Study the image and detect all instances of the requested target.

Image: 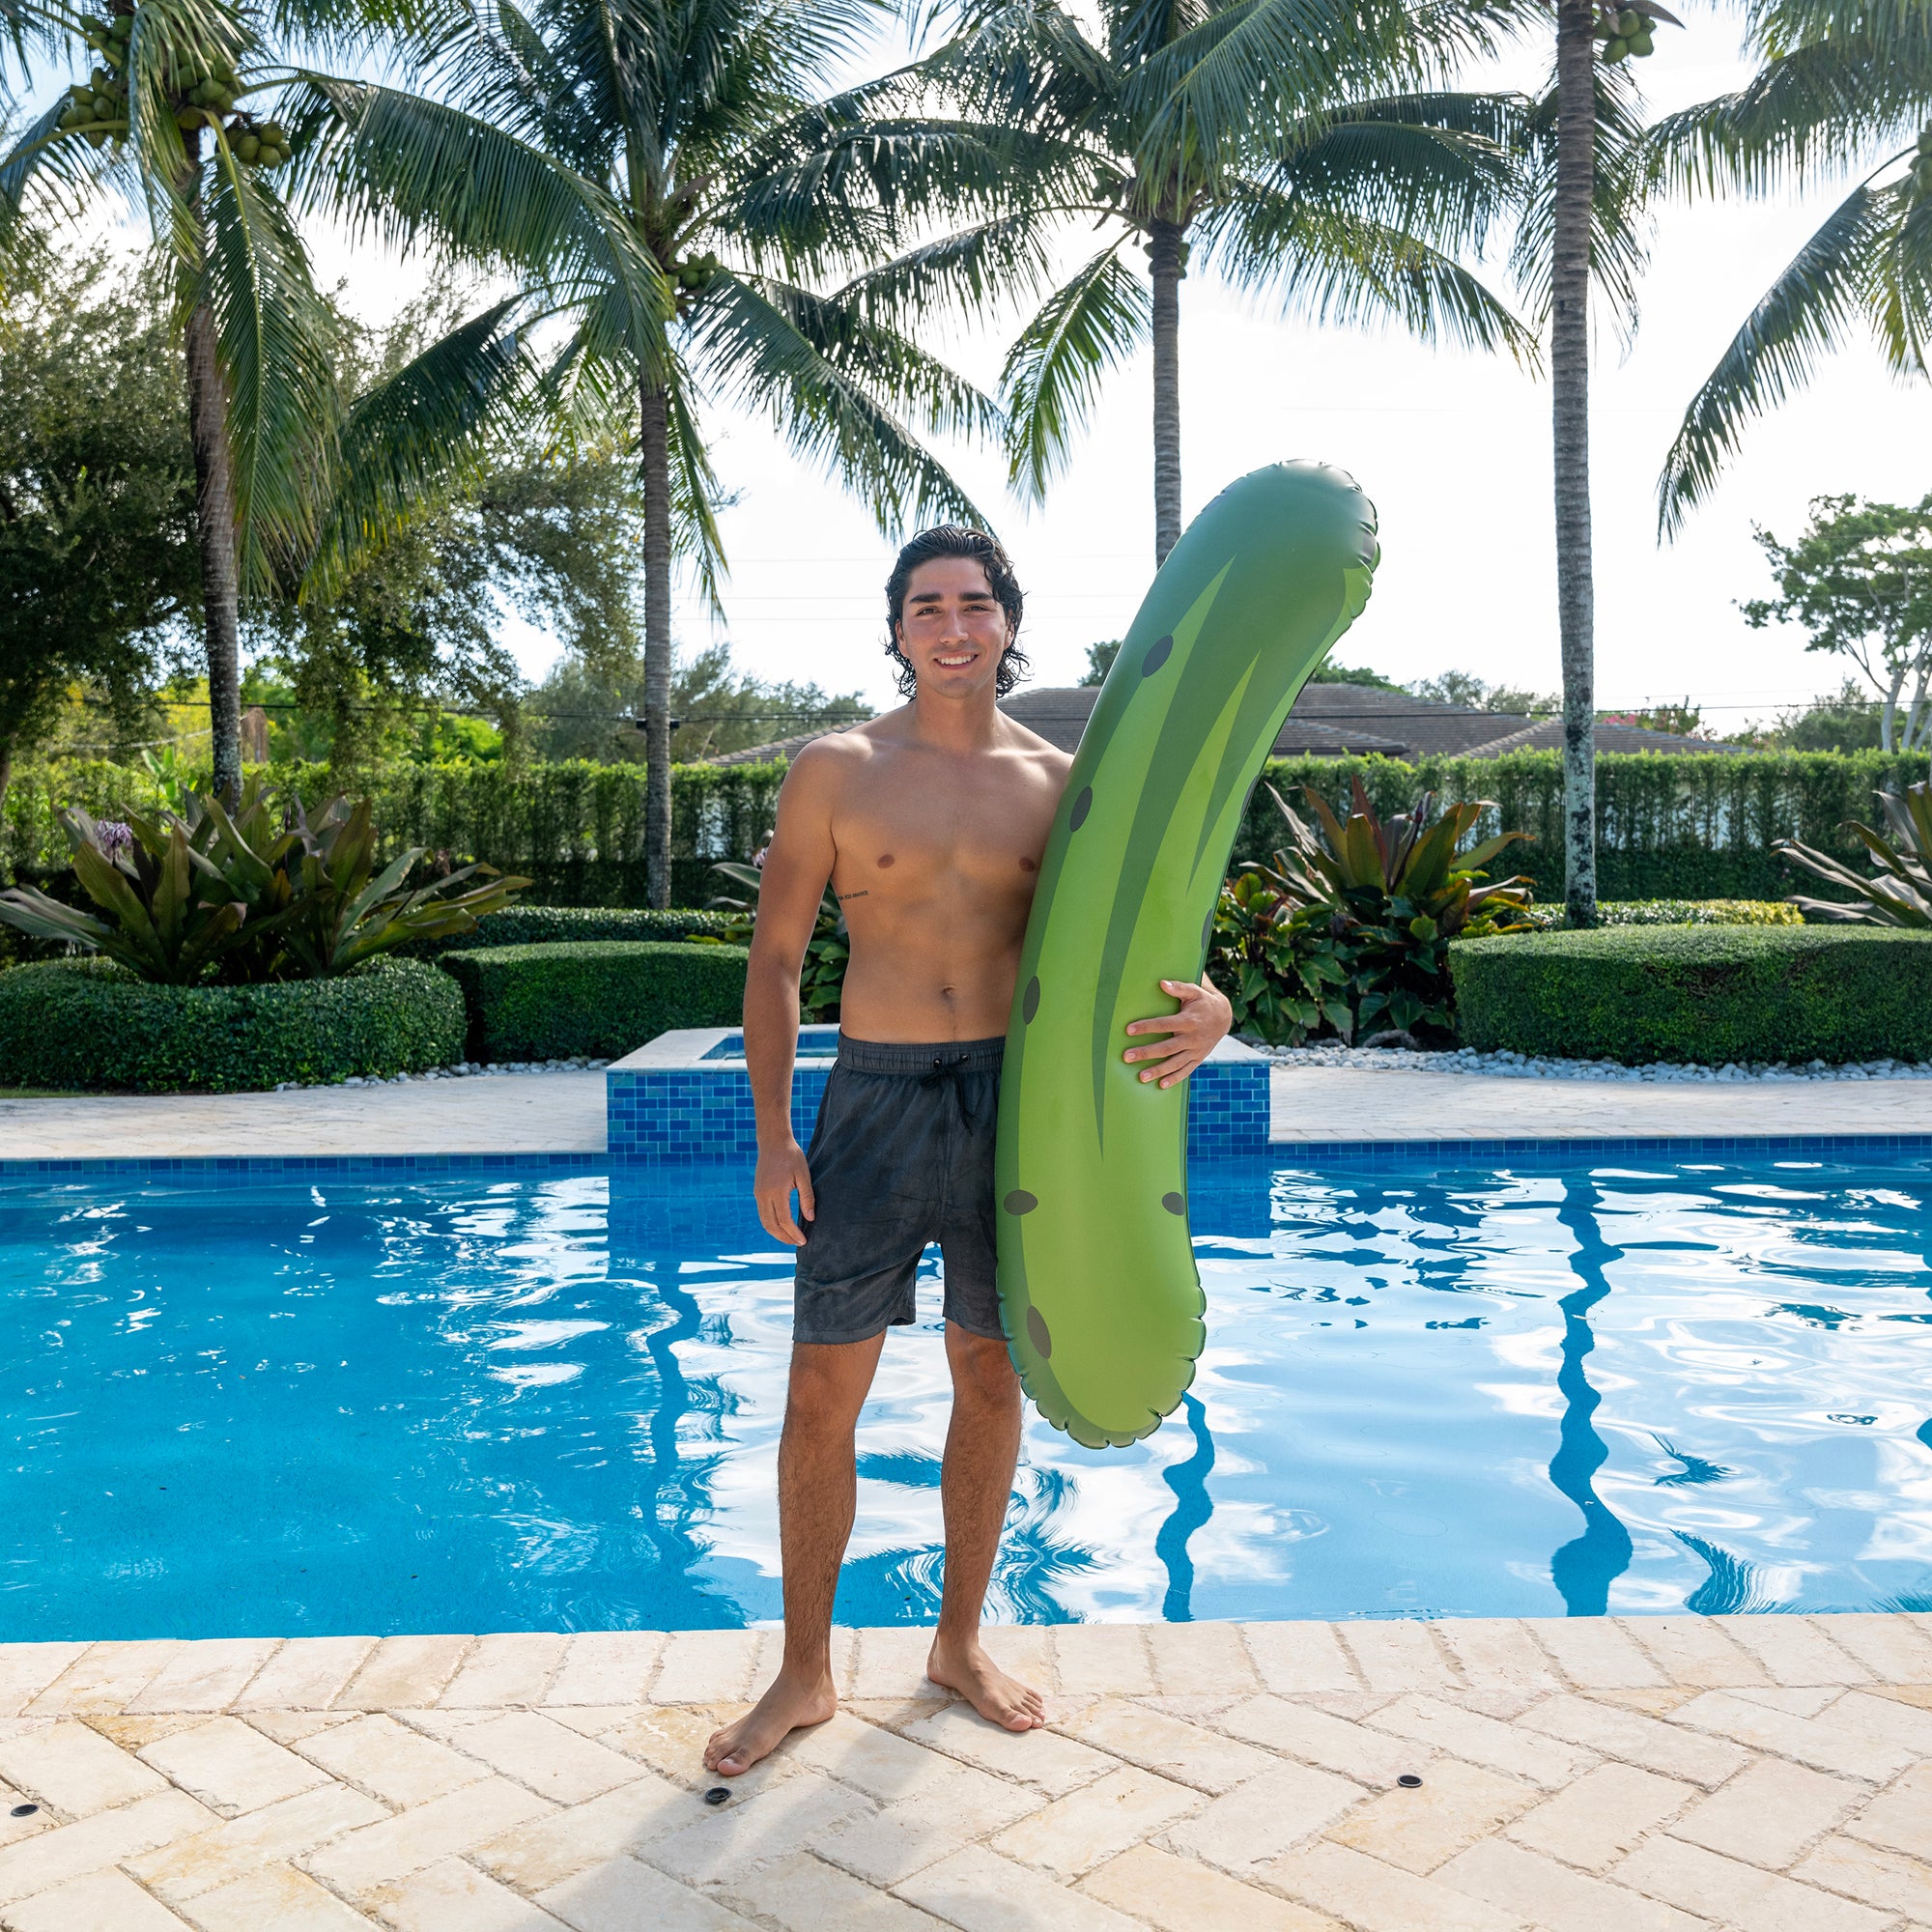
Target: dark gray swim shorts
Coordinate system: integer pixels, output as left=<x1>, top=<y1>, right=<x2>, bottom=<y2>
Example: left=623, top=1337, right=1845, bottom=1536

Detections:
left=793, top=1034, right=1006, bottom=1346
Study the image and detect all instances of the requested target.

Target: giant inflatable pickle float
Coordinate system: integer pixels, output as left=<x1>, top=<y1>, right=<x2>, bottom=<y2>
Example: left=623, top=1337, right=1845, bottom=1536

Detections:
left=994, top=461, right=1379, bottom=1448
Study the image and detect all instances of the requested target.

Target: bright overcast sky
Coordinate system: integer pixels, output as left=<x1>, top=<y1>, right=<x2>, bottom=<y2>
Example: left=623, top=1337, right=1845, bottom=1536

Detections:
left=57, top=10, right=1932, bottom=733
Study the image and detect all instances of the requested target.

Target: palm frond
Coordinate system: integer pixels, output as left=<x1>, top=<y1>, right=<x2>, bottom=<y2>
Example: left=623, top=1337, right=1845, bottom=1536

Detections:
left=1127, top=0, right=1425, bottom=162
left=304, top=294, right=533, bottom=599
left=687, top=267, right=995, bottom=534
left=1646, top=37, right=1932, bottom=198
left=1199, top=188, right=1536, bottom=362
left=1246, top=96, right=1527, bottom=258
left=289, top=72, right=671, bottom=375
left=1656, top=178, right=1888, bottom=536
left=831, top=209, right=1065, bottom=327
left=998, top=239, right=1147, bottom=501
left=1872, top=175, right=1932, bottom=374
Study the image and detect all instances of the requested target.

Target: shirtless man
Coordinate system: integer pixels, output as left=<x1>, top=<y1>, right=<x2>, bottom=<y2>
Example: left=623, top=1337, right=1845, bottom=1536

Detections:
left=704, top=526, right=1232, bottom=1776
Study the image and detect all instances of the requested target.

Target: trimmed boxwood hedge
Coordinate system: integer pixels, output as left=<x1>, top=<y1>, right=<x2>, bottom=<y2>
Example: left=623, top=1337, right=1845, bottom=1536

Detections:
left=403, top=905, right=732, bottom=958
left=437, top=939, right=749, bottom=1061
left=0, top=955, right=465, bottom=1093
left=1450, top=925, right=1932, bottom=1065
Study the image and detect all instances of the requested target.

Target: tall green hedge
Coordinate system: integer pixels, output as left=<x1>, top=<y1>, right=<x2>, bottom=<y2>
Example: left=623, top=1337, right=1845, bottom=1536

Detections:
left=11, top=747, right=1925, bottom=908
left=1449, top=926, right=1932, bottom=1065
left=0, top=956, right=465, bottom=1092
left=438, top=940, right=749, bottom=1061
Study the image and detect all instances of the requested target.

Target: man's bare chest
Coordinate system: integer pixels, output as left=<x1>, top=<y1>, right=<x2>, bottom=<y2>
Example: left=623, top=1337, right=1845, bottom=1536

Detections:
left=829, top=761, right=1060, bottom=901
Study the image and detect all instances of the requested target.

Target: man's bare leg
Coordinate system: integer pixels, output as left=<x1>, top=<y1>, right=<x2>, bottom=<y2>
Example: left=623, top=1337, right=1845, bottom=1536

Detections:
left=705, top=1332, right=885, bottom=1775
left=925, top=1323, right=1046, bottom=1731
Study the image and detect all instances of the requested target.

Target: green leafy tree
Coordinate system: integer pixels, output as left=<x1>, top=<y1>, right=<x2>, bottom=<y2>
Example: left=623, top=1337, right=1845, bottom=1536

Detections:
left=882, top=0, right=1531, bottom=564
left=1743, top=494, right=1932, bottom=754
left=1652, top=2, right=1932, bottom=531
left=301, top=0, right=998, bottom=903
left=0, top=244, right=200, bottom=812
left=1077, top=640, right=1120, bottom=686
left=1, top=0, right=542, bottom=799
left=530, top=642, right=867, bottom=764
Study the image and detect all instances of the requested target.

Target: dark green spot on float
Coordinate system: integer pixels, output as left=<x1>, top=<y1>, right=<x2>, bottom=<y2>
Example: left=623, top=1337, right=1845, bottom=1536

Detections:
left=1162, top=1192, right=1185, bottom=1215
left=1068, top=786, right=1093, bottom=831
left=1201, top=909, right=1214, bottom=952
left=1004, top=1189, right=1037, bottom=1215
left=1142, top=634, right=1174, bottom=675
left=1022, top=976, right=1040, bottom=1022
left=1026, top=1306, right=1052, bottom=1357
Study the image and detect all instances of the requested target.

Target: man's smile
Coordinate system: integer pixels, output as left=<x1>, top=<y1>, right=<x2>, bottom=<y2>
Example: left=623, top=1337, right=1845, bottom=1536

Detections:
left=933, top=652, right=978, bottom=667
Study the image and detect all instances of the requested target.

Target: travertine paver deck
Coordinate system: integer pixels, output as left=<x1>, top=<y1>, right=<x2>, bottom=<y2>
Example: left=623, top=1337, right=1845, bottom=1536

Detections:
left=7, top=1065, right=1932, bottom=1160
left=0, top=1616, right=1929, bottom=1930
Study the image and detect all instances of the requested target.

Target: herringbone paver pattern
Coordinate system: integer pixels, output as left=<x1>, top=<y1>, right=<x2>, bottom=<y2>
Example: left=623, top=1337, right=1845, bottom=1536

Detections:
left=0, top=1615, right=1927, bottom=1930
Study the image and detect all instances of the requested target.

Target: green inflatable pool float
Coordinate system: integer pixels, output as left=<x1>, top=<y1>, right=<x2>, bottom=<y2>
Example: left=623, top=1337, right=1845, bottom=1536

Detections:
left=995, top=461, right=1379, bottom=1448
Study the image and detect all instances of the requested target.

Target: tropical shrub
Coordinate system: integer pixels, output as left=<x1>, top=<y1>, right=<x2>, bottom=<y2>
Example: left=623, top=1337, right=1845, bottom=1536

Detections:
left=1776, top=781, right=1932, bottom=927
left=1229, top=781, right=1533, bottom=1043
left=704, top=860, right=846, bottom=1022
left=1450, top=926, right=1932, bottom=1064
left=0, top=783, right=526, bottom=982
left=1208, top=871, right=1352, bottom=1046
left=437, top=941, right=750, bottom=1062
left=0, top=956, right=464, bottom=1093
left=1517, top=897, right=1804, bottom=930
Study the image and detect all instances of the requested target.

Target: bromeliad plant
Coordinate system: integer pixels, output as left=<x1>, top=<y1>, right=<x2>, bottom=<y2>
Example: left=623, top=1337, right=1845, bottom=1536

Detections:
left=0, top=781, right=527, bottom=982
left=1775, top=781, right=1932, bottom=926
left=704, top=860, right=846, bottom=1022
left=1244, top=779, right=1534, bottom=1043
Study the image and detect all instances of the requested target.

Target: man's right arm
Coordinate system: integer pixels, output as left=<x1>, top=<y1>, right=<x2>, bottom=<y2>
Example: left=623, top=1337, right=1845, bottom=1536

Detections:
left=744, top=747, right=839, bottom=1246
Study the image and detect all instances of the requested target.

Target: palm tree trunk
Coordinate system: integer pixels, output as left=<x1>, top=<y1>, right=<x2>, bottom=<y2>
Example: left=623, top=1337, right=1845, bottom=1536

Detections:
left=1149, top=219, right=1184, bottom=566
left=185, top=301, right=244, bottom=804
left=639, top=378, right=674, bottom=909
left=180, top=134, right=243, bottom=806
left=1553, top=0, right=1597, bottom=923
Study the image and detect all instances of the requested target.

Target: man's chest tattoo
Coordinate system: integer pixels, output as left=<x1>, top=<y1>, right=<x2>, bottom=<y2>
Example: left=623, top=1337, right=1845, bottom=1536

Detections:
left=836, top=889, right=869, bottom=902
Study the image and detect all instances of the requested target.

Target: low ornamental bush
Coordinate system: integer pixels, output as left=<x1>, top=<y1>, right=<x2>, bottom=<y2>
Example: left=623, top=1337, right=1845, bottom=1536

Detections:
left=1449, top=926, right=1932, bottom=1064
left=403, top=905, right=732, bottom=957
left=1517, top=898, right=1804, bottom=931
left=437, top=940, right=749, bottom=1061
left=0, top=956, right=464, bottom=1093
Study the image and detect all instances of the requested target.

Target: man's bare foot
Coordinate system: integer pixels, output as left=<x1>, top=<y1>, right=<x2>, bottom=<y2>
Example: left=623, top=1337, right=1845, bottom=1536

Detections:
left=926, top=1634, right=1047, bottom=1732
left=703, top=1665, right=837, bottom=1776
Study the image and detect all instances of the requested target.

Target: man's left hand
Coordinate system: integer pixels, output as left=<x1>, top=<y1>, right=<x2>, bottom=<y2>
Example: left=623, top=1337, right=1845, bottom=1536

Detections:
left=1123, top=979, right=1235, bottom=1089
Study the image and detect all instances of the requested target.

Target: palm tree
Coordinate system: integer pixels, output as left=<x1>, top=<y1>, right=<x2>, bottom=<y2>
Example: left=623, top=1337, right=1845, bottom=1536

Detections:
left=0, top=0, right=531, bottom=799
left=1513, top=44, right=1662, bottom=922
left=864, top=0, right=1532, bottom=566
left=298, top=0, right=999, bottom=906
left=1652, top=6, right=1932, bottom=536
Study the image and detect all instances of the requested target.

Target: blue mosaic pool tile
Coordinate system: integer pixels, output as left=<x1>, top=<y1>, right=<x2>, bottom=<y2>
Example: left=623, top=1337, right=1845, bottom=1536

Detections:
left=610, top=1055, right=1272, bottom=1162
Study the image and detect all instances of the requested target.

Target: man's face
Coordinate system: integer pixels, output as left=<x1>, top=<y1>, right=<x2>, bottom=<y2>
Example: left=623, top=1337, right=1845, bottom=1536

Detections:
left=896, top=557, right=1011, bottom=696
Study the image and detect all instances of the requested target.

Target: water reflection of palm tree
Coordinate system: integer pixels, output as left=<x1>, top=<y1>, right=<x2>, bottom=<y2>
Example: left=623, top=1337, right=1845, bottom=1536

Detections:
left=608, top=1185, right=751, bottom=1629
left=1549, top=1182, right=1634, bottom=1615
left=1155, top=1394, right=1216, bottom=1623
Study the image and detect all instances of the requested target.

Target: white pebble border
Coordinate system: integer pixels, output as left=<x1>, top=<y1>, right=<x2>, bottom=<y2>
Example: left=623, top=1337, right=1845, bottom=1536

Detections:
left=1263, top=1040, right=1932, bottom=1083
left=272, top=1057, right=611, bottom=1093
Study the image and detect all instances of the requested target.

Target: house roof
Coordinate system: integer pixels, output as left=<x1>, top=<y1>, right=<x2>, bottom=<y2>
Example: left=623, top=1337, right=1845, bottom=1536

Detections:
left=701, top=683, right=1741, bottom=766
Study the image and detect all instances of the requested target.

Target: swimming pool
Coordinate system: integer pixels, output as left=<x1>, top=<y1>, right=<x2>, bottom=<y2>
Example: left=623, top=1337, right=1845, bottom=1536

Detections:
left=4, top=1155, right=1928, bottom=1640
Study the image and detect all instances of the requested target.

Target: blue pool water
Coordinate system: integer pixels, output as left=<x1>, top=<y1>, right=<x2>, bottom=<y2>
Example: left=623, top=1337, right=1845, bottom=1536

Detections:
left=4, top=1156, right=1930, bottom=1640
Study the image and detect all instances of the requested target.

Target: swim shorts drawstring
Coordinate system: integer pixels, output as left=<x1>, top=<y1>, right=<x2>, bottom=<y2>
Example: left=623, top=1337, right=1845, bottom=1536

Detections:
left=919, top=1052, right=982, bottom=1127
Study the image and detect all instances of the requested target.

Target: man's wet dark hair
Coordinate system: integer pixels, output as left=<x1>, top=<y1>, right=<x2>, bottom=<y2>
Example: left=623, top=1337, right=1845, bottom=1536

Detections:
left=885, top=526, right=1031, bottom=698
